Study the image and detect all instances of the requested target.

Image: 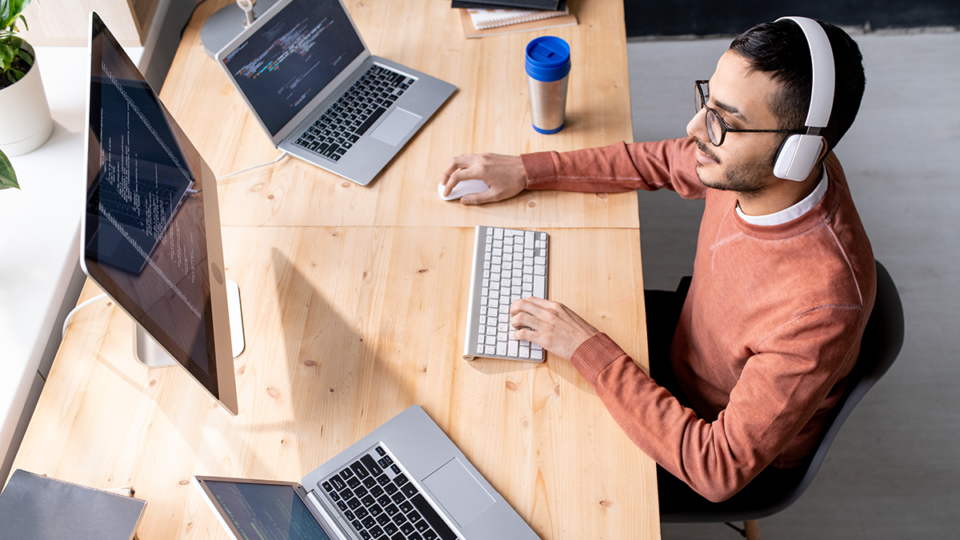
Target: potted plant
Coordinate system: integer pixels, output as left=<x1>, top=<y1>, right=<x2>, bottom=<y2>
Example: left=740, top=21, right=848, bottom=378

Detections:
left=0, top=0, right=52, bottom=163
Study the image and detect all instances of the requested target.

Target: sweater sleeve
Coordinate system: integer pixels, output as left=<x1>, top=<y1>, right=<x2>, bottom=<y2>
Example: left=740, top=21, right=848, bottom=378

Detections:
left=520, top=137, right=707, bottom=200
left=571, top=305, right=864, bottom=502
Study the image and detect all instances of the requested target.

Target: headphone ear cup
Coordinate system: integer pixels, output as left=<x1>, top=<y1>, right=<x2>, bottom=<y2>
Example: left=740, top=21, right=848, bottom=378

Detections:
left=773, top=134, right=824, bottom=181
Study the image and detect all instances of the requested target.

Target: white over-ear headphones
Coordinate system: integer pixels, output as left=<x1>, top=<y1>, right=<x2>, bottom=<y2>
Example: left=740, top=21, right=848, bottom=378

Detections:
left=772, top=17, right=835, bottom=181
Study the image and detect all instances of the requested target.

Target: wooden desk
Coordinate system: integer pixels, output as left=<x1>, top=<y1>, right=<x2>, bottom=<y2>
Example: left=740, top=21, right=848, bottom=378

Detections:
left=13, top=227, right=657, bottom=539
left=161, top=0, right=637, bottom=229
left=11, top=1, right=660, bottom=539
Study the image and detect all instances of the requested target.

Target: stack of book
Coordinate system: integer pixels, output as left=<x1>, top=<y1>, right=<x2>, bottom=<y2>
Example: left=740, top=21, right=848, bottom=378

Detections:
left=455, top=0, right=578, bottom=38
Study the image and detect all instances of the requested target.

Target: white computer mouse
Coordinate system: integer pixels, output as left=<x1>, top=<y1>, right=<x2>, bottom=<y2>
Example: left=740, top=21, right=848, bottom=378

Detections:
left=438, top=179, right=490, bottom=201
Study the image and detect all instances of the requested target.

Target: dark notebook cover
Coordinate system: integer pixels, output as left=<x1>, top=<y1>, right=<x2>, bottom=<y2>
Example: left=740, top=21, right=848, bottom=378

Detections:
left=452, top=0, right=560, bottom=10
left=0, top=470, right=147, bottom=540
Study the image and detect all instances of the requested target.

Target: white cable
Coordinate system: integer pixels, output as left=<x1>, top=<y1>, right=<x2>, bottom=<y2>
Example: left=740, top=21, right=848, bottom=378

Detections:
left=62, top=293, right=109, bottom=338
left=218, top=151, right=289, bottom=180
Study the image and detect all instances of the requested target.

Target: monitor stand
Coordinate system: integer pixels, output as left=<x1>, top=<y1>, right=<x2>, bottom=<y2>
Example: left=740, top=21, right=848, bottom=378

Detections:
left=200, top=0, right=280, bottom=58
left=133, top=280, right=246, bottom=368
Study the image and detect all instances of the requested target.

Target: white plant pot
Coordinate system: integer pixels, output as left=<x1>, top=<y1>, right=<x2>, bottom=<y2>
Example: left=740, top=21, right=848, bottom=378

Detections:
left=0, top=43, right=54, bottom=157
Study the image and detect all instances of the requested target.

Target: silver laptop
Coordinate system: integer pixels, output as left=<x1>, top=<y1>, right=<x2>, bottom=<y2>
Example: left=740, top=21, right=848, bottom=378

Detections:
left=195, top=405, right=540, bottom=540
left=214, top=0, right=456, bottom=186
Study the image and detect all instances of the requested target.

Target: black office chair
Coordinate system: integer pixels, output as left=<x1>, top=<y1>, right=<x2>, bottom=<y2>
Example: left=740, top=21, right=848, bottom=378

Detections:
left=661, top=261, right=905, bottom=539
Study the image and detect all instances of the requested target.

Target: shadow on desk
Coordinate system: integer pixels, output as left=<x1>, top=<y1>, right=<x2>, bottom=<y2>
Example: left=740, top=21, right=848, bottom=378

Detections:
left=270, top=248, right=415, bottom=476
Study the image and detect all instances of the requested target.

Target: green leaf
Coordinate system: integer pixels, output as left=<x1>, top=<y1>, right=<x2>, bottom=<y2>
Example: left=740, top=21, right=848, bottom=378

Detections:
left=0, top=149, right=20, bottom=190
left=18, top=14, right=27, bottom=32
left=0, top=42, right=13, bottom=71
left=17, top=45, right=31, bottom=65
left=10, top=66, right=21, bottom=79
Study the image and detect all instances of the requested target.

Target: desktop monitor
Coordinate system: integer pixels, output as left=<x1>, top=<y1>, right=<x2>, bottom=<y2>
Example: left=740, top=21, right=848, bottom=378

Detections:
left=81, top=12, right=243, bottom=415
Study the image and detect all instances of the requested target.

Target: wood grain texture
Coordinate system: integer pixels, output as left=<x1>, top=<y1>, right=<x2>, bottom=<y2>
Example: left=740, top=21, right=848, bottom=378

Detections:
left=18, top=0, right=157, bottom=46
left=160, top=0, right=638, bottom=229
left=12, top=227, right=659, bottom=539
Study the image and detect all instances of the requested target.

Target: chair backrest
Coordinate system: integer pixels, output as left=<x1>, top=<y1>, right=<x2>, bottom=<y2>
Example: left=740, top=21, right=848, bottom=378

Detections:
left=772, top=260, right=905, bottom=514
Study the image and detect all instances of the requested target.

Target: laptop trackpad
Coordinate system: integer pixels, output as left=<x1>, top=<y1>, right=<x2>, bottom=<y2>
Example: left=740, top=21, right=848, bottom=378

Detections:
left=370, top=108, right=422, bottom=146
left=423, top=458, right=495, bottom=527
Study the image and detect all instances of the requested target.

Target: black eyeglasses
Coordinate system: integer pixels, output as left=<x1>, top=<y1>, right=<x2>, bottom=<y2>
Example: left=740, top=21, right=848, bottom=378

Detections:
left=695, top=80, right=804, bottom=146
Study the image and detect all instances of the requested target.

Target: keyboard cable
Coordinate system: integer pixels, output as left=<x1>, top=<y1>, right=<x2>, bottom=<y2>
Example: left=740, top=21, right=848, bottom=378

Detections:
left=187, top=151, right=290, bottom=193
left=62, top=293, right=108, bottom=338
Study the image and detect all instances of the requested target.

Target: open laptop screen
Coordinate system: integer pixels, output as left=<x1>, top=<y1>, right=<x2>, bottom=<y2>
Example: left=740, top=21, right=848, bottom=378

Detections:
left=220, top=0, right=366, bottom=136
left=203, top=480, right=332, bottom=540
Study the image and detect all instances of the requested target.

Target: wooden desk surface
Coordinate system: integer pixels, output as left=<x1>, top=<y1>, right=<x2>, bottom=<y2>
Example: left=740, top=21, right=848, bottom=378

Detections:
left=161, top=0, right=638, bottom=229
left=12, top=227, right=658, bottom=539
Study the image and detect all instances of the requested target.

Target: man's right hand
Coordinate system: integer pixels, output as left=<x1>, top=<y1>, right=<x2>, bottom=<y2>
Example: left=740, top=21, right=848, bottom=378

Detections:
left=440, top=153, right=527, bottom=205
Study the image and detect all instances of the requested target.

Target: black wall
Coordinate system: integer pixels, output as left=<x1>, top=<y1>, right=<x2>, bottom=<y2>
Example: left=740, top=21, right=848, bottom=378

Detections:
left=624, top=0, right=960, bottom=38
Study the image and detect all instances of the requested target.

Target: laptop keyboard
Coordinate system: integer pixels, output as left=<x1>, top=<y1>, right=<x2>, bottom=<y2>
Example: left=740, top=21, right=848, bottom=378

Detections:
left=320, top=445, right=456, bottom=540
left=294, top=65, right=416, bottom=162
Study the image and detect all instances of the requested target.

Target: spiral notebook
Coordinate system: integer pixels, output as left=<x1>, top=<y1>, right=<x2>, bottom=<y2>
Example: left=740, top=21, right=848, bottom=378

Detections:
left=468, top=6, right=570, bottom=30
left=459, top=6, right=577, bottom=38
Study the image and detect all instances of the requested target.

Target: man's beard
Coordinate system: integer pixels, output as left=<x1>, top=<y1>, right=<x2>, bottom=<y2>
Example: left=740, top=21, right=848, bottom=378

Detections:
left=694, top=140, right=773, bottom=199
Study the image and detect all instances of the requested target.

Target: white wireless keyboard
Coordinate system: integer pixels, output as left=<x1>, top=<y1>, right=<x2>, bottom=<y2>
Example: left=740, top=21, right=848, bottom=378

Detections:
left=462, top=226, right=549, bottom=362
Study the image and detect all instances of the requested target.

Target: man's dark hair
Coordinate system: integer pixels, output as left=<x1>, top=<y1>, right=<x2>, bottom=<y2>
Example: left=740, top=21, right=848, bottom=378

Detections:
left=729, top=19, right=865, bottom=153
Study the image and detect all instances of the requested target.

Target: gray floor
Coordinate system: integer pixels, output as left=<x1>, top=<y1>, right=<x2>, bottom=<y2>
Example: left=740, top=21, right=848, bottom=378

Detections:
left=627, top=31, right=960, bottom=539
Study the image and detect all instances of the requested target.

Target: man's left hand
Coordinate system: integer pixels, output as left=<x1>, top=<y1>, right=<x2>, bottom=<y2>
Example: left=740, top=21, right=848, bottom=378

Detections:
left=510, top=297, right=600, bottom=360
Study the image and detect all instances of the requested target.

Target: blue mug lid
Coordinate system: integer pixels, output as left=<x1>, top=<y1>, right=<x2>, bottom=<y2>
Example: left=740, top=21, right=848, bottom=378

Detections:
left=525, top=36, right=571, bottom=82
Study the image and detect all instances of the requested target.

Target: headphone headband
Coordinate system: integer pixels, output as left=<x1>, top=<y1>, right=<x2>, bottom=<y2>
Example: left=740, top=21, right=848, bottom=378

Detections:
left=776, top=17, right=835, bottom=129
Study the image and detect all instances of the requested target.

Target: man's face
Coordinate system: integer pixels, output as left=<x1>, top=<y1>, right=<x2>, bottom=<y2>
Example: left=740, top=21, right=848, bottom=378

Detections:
left=686, top=51, right=786, bottom=196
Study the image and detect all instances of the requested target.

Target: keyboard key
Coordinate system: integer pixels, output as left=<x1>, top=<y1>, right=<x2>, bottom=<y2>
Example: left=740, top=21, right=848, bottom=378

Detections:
left=392, top=512, right=407, bottom=524
left=362, top=516, right=376, bottom=528
left=410, top=494, right=456, bottom=540
left=362, top=455, right=384, bottom=476
left=401, top=503, right=415, bottom=515
left=377, top=494, right=392, bottom=506
left=384, top=483, right=398, bottom=495
left=370, top=504, right=383, bottom=517
left=361, top=495, right=375, bottom=507
left=391, top=464, right=401, bottom=474
left=330, top=491, right=341, bottom=502
left=399, top=521, right=416, bottom=536
left=340, top=488, right=354, bottom=500
left=391, top=492, right=405, bottom=505
left=355, top=485, right=368, bottom=498
left=360, top=530, right=371, bottom=540
left=341, top=468, right=355, bottom=479
left=348, top=498, right=362, bottom=510
left=351, top=519, right=362, bottom=531
left=400, top=483, right=418, bottom=498
left=337, top=500, right=347, bottom=511
left=377, top=474, right=391, bottom=487
left=330, top=476, right=346, bottom=491
left=376, top=514, right=391, bottom=526
left=393, top=474, right=408, bottom=487
left=423, top=531, right=437, bottom=540
left=376, top=446, right=386, bottom=456
left=384, top=504, right=399, bottom=516
left=347, top=477, right=361, bottom=489
left=414, top=520, right=430, bottom=533
left=345, top=509, right=356, bottom=521
left=363, top=477, right=378, bottom=489
left=384, top=523, right=398, bottom=536
left=370, top=525, right=384, bottom=538
left=351, top=462, right=370, bottom=479
left=371, top=485, right=384, bottom=498
left=355, top=507, right=368, bottom=519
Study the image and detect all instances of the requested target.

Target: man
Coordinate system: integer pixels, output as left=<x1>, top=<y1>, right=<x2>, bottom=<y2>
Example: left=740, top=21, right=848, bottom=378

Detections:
left=440, top=19, right=875, bottom=508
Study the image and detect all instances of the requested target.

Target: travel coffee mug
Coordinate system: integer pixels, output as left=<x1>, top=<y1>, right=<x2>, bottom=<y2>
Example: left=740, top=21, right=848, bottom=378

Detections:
left=525, top=36, right=571, bottom=134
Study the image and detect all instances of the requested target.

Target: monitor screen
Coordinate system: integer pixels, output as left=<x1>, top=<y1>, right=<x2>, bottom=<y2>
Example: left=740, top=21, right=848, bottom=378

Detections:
left=203, top=480, right=333, bottom=540
left=220, top=0, right=367, bottom=136
left=84, top=13, right=224, bottom=401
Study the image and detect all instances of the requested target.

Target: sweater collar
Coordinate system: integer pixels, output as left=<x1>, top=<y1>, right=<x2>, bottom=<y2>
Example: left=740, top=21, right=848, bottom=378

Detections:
left=731, top=155, right=843, bottom=240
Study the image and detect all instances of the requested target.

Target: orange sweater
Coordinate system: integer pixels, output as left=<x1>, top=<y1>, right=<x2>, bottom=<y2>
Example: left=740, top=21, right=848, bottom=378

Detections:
left=520, top=138, right=876, bottom=502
